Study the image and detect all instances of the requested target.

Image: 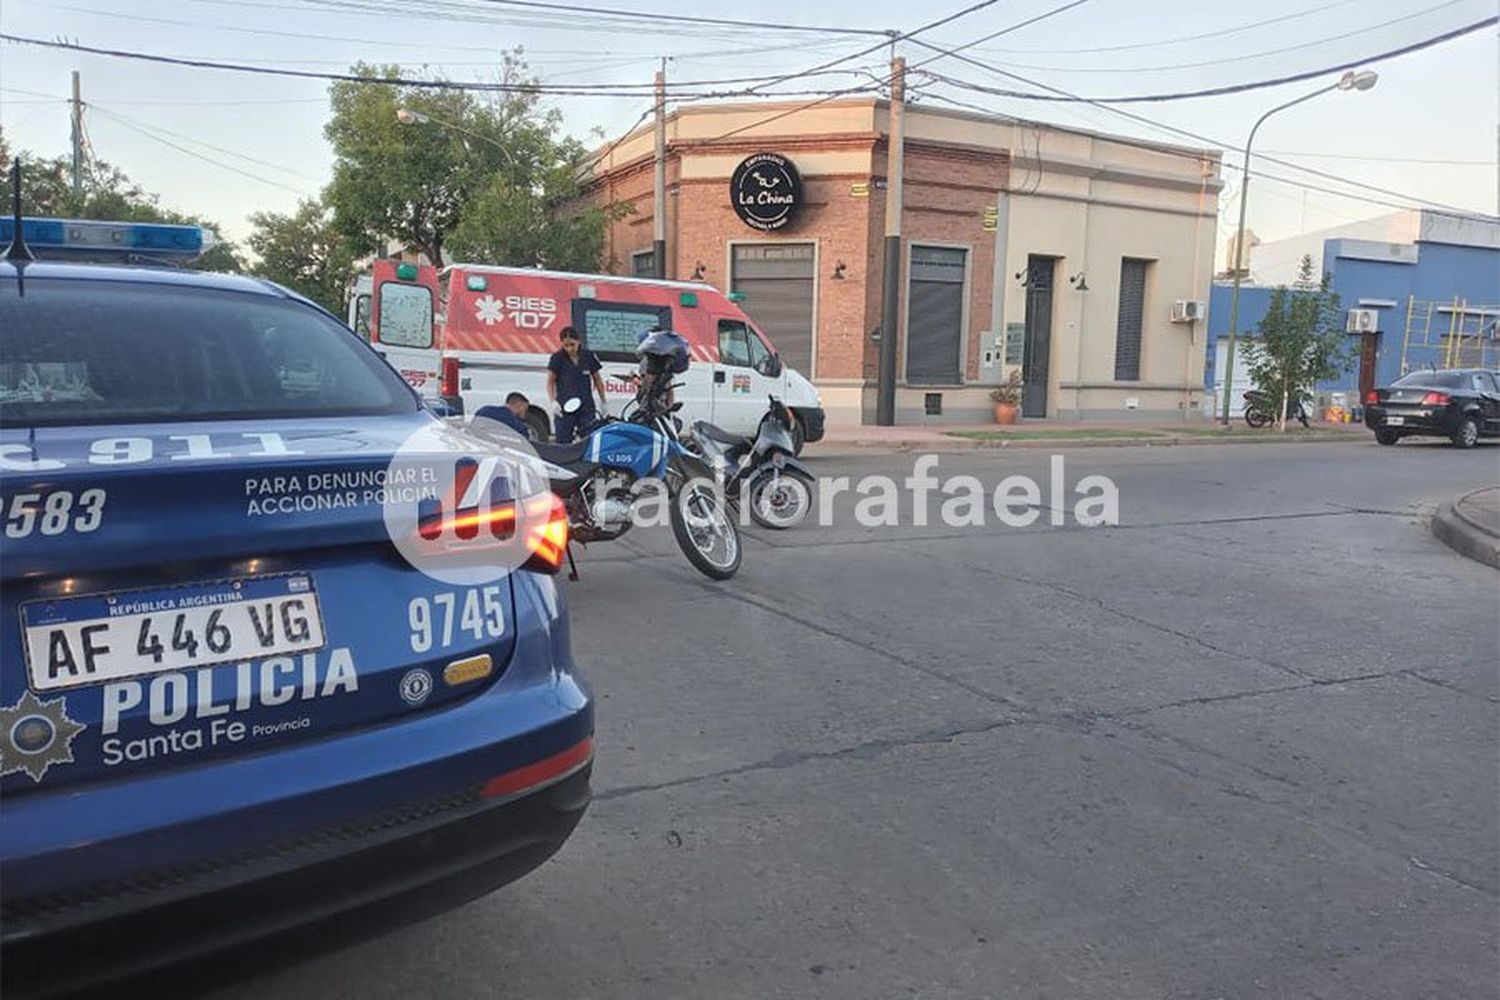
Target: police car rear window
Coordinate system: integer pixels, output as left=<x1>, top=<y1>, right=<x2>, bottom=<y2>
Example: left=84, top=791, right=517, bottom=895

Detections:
left=0, top=279, right=418, bottom=426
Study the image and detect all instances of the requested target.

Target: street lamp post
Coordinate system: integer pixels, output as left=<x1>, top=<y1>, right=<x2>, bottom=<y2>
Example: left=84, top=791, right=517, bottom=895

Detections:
left=395, top=107, right=515, bottom=168
left=1219, top=70, right=1377, bottom=426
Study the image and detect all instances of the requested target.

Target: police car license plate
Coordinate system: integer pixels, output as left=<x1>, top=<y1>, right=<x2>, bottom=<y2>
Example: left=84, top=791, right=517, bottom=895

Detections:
left=21, top=575, right=325, bottom=692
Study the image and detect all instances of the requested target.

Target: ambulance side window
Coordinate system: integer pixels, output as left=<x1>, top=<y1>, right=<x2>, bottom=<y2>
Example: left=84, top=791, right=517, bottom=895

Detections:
left=718, top=320, right=752, bottom=367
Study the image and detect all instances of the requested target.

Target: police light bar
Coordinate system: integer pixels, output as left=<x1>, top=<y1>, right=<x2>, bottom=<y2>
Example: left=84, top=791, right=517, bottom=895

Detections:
left=0, top=217, right=211, bottom=261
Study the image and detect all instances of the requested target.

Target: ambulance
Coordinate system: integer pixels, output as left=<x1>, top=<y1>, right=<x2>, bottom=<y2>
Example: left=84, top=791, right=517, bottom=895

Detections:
left=349, top=261, right=825, bottom=451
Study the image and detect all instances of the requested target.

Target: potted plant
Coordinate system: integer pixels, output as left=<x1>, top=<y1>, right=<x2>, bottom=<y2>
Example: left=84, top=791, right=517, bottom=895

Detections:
left=989, top=371, right=1022, bottom=425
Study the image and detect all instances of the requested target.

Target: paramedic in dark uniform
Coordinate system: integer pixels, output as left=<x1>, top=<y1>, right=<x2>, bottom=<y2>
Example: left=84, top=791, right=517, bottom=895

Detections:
left=547, top=326, right=607, bottom=444
left=475, top=391, right=536, bottom=440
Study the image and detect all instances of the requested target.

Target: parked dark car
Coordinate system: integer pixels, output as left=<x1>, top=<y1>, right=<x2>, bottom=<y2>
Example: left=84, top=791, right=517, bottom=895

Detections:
left=1364, top=368, right=1500, bottom=449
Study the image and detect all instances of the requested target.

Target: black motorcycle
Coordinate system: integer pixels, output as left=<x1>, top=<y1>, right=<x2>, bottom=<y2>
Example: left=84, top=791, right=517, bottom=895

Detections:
left=689, top=396, right=817, bottom=529
left=1243, top=389, right=1311, bottom=429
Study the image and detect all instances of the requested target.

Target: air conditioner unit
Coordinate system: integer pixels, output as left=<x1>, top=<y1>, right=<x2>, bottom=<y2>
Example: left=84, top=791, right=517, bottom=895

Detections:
left=1346, top=308, right=1378, bottom=333
left=1170, top=299, right=1205, bottom=323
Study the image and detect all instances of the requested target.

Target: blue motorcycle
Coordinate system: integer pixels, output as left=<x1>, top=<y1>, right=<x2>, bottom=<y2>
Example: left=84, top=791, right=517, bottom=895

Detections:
left=531, top=336, right=742, bottom=581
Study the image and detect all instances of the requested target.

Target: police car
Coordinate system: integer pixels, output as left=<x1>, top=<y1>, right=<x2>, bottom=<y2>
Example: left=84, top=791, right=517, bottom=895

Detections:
left=0, top=212, right=593, bottom=996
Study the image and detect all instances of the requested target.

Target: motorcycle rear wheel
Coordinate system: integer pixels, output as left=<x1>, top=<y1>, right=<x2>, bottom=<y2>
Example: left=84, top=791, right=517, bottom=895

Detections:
left=747, top=468, right=812, bottom=530
left=1244, top=407, right=1272, bottom=429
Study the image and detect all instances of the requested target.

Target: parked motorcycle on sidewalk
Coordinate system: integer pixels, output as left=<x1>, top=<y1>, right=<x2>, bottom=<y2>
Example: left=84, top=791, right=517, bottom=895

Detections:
left=1243, top=389, right=1311, bottom=429
left=689, top=396, right=817, bottom=529
left=528, top=335, right=742, bottom=581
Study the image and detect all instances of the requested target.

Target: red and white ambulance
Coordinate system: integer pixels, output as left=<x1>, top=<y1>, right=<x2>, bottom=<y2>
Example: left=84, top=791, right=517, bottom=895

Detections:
left=349, top=260, right=825, bottom=450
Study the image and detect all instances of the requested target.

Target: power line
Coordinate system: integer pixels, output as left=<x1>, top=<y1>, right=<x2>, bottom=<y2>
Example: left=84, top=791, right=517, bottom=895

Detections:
left=909, top=43, right=1493, bottom=217
left=1259, top=150, right=1496, bottom=166
left=89, top=105, right=325, bottom=182
left=466, top=0, right=888, bottom=36
left=985, top=0, right=1474, bottom=74
left=53, top=1, right=857, bottom=60
left=912, top=16, right=1498, bottom=103
left=969, top=0, right=1363, bottom=55
left=95, top=114, right=309, bottom=195
left=689, top=0, right=1091, bottom=149
left=913, top=86, right=1435, bottom=216
left=0, top=33, right=884, bottom=99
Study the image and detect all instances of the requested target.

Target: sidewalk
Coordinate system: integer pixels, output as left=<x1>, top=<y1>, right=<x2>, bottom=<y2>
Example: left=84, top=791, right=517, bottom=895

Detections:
left=1432, top=486, right=1500, bottom=570
left=812, top=419, right=1368, bottom=454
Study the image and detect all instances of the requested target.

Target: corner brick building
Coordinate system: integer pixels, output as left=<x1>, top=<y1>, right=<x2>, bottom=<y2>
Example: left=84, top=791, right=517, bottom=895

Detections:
left=583, top=98, right=1224, bottom=425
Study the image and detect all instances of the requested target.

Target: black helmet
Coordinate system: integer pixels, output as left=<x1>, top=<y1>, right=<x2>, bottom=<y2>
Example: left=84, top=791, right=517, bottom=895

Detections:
left=636, top=329, right=691, bottom=374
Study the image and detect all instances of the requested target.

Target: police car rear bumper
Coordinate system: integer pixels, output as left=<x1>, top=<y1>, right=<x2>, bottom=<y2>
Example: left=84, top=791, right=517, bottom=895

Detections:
left=1, top=761, right=590, bottom=998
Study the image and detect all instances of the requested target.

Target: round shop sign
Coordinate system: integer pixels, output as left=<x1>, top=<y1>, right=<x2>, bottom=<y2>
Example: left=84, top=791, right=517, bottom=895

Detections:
left=730, top=152, right=803, bottom=231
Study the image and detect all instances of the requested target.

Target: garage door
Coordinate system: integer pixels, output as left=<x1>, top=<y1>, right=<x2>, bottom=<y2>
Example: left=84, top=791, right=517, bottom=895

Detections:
left=730, top=243, right=815, bottom=376
left=1212, top=340, right=1258, bottom=417
left=906, top=245, right=966, bottom=385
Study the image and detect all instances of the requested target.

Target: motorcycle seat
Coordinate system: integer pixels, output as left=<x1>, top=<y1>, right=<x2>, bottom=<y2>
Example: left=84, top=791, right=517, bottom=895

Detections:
left=693, top=421, right=743, bottom=446
left=533, top=439, right=591, bottom=465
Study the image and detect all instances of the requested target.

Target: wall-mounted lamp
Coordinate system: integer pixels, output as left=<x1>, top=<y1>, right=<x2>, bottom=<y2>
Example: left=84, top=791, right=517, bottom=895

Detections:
left=690, top=262, right=706, bottom=281
left=832, top=260, right=847, bottom=280
left=1014, top=270, right=1030, bottom=287
left=1068, top=272, right=1088, bottom=291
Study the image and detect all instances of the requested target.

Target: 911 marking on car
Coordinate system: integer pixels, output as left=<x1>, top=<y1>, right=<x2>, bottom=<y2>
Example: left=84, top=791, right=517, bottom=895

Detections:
left=21, top=575, right=326, bottom=692
left=3, top=488, right=106, bottom=538
left=0, top=432, right=302, bottom=471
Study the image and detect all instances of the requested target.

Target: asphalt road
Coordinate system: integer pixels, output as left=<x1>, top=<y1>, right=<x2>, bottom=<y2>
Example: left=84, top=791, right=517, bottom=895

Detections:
left=218, top=438, right=1499, bottom=1000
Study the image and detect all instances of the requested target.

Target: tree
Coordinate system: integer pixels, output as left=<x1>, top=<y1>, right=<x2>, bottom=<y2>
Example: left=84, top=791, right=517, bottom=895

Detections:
left=247, top=198, right=356, bottom=313
left=0, top=135, right=242, bottom=272
left=1241, top=254, right=1352, bottom=430
left=323, top=55, right=619, bottom=270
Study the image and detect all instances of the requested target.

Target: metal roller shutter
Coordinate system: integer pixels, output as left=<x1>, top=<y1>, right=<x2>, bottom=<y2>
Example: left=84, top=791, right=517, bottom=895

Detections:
left=906, top=245, right=966, bottom=385
left=1114, top=258, right=1148, bottom=381
left=731, top=244, right=815, bottom=375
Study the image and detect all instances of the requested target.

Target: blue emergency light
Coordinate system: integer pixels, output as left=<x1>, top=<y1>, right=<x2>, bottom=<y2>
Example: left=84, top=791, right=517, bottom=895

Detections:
left=0, top=217, right=210, bottom=262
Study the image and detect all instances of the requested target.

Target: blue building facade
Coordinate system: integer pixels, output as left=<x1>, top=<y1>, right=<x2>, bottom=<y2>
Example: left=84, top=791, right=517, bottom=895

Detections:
left=1206, top=212, right=1499, bottom=417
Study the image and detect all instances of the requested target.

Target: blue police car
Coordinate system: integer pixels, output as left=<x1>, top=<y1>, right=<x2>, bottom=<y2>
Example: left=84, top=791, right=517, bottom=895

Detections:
left=0, top=215, right=593, bottom=996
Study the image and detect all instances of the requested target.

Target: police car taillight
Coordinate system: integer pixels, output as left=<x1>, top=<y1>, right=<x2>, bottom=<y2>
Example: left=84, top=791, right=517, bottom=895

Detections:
left=0, top=217, right=210, bottom=262
left=521, top=491, right=570, bottom=574
left=412, top=489, right=569, bottom=575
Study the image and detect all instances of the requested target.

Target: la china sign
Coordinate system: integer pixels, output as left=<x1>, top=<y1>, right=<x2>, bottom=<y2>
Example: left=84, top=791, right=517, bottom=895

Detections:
left=730, top=152, right=803, bottom=232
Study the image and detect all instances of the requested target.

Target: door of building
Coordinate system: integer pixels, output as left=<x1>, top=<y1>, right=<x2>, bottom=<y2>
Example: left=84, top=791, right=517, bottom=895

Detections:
left=1358, top=331, right=1380, bottom=403
left=906, top=245, right=967, bottom=385
left=730, top=243, right=815, bottom=377
left=1022, top=256, right=1055, bottom=418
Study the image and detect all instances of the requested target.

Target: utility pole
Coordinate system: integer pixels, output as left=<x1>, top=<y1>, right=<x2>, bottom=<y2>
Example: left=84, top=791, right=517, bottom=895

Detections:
left=875, top=55, right=905, bottom=426
left=653, top=60, right=667, bottom=280
left=69, top=70, right=84, bottom=199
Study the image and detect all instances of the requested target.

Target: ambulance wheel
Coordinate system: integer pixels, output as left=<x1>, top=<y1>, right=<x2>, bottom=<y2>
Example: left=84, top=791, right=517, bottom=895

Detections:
left=526, top=408, right=551, bottom=442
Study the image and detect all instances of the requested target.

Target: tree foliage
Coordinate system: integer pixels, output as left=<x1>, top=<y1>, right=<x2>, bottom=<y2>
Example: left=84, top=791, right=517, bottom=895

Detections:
left=247, top=198, right=356, bottom=314
left=322, top=54, right=619, bottom=270
left=0, top=132, right=242, bottom=272
left=1241, top=254, right=1353, bottom=429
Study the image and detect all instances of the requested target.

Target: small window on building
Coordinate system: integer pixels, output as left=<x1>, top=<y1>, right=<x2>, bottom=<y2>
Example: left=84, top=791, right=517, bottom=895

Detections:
left=632, top=249, right=656, bottom=277
left=718, top=320, right=752, bottom=367
left=1114, top=258, right=1149, bottom=381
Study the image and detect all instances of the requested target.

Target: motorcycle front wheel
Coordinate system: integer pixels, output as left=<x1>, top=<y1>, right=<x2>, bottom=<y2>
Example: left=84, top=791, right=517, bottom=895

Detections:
left=669, top=479, right=742, bottom=580
left=747, top=467, right=813, bottom=530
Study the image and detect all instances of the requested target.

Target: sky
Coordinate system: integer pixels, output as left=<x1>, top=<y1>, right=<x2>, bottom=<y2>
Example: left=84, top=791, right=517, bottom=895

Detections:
left=1, top=0, right=1496, bottom=258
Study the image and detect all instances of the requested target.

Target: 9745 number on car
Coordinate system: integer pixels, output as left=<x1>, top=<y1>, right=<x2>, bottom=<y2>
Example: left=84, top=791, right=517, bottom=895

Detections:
left=20, top=575, right=326, bottom=692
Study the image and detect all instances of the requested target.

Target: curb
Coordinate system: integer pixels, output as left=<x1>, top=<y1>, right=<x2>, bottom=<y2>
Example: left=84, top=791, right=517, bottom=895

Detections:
left=813, top=432, right=1366, bottom=455
left=1431, top=489, right=1500, bottom=570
